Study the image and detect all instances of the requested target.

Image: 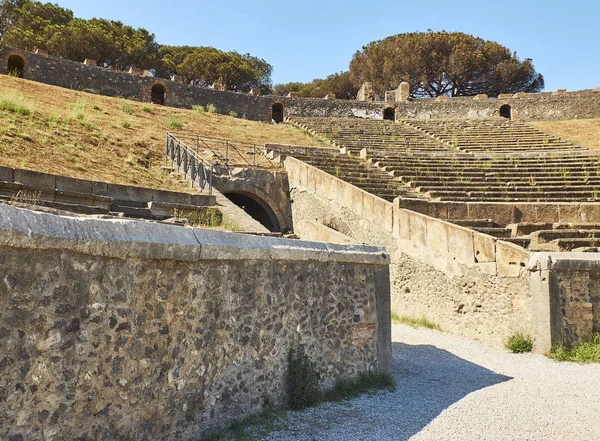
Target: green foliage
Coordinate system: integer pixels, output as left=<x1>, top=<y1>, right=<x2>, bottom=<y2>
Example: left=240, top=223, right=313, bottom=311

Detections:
left=172, top=207, right=223, bottom=227
left=192, top=104, right=205, bottom=113
left=92, top=104, right=100, bottom=110
left=349, top=31, right=544, bottom=98
left=274, top=71, right=357, bottom=100
left=323, top=372, right=395, bottom=402
left=391, top=312, right=441, bottom=330
left=167, top=118, right=182, bottom=129
left=141, top=105, right=152, bottom=113
left=122, top=101, right=132, bottom=114
left=120, top=120, right=130, bottom=129
left=288, top=345, right=321, bottom=410
left=0, top=98, right=30, bottom=115
left=505, top=332, right=534, bottom=353
left=228, top=110, right=238, bottom=118
left=549, top=334, right=600, bottom=363
left=206, top=103, right=217, bottom=113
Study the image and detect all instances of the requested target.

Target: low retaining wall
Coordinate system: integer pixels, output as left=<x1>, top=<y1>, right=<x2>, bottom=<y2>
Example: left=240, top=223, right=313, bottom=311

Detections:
left=284, top=154, right=600, bottom=353
left=0, top=204, right=391, bottom=441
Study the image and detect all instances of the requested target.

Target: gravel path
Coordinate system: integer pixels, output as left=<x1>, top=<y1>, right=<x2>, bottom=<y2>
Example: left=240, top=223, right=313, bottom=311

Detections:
left=264, top=324, right=600, bottom=441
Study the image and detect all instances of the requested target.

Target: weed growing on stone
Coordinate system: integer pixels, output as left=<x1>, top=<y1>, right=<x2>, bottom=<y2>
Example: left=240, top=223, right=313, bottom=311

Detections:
left=172, top=207, right=223, bottom=227
left=549, top=334, right=600, bottom=363
left=505, top=332, right=534, bottom=353
left=391, top=312, right=441, bottom=330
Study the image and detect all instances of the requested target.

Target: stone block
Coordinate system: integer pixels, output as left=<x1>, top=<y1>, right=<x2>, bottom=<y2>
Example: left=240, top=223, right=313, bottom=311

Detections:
left=558, top=203, right=582, bottom=222
left=152, top=189, right=191, bottom=205
left=408, top=212, right=427, bottom=246
left=473, top=232, right=496, bottom=263
left=362, top=193, right=375, bottom=222
left=473, top=94, right=488, bottom=101
left=287, top=92, right=299, bottom=98
left=448, top=226, right=475, bottom=266
left=397, top=198, right=429, bottom=215
left=498, top=93, right=512, bottom=100
left=594, top=86, right=600, bottom=93
left=250, top=88, right=260, bottom=96
left=56, top=176, right=93, bottom=194
left=496, top=240, right=529, bottom=278
left=554, top=89, right=567, bottom=95
left=357, top=82, right=374, bottom=102
left=513, top=204, right=537, bottom=223
left=426, top=218, right=449, bottom=255
left=92, top=181, right=108, bottom=196
left=324, top=93, right=336, bottom=100
left=171, top=75, right=183, bottom=83
left=129, top=67, right=143, bottom=76
left=395, top=208, right=410, bottom=240
left=513, top=92, right=527, bottom=98
left=385, top=90, right=396, bottom=106
left=211, top=83, right=224, bottom=91
left=142, top=69, right=152, bottom=77
left=535, top=204, right=560, bottom=222
left=428, top=201, right=449, bottom=219
left=0, top=166, right=14, bottom=183
left=13, top=169, right=56, bottom=189
left=397, top=82, right=410, bottom=101
left=435, top=96, right=450, bottom=102
left=447, top=202, right=468, bottom=220
left=467, top=203, right=517, bottom=225
left=190, top=194, right=217, bottom=206
left=478, top=262, right=497, bottom=276
left=83, top=59, right=97, bottom=66
left=580, top=203, right=600, bottom=222
left=35, top=49, right=49, bottom=58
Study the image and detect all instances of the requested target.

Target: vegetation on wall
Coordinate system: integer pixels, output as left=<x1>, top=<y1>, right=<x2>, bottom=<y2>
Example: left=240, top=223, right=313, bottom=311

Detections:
left=0, top=0, right=272, bottom=91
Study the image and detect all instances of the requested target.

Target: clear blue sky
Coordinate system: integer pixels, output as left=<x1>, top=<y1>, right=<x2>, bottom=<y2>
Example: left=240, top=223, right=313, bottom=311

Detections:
left=55, top=0, right=600, bottom=91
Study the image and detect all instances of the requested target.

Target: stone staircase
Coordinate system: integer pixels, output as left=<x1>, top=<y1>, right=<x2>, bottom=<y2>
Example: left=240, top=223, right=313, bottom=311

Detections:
left=284, top=116, right=600, bottom=252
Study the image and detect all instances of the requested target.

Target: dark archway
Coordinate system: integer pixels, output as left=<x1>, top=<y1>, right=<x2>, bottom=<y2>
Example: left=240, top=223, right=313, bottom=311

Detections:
left=383, top=107, right=395, bottom=121
left=224, top=192, right=280, bottom=232
left=151, top=84, right=166, bottom=105
left=272, top=103, right=284, bottom=124
left=500, top=104, right=512, bottom=119
left=7, top=55, right=24, bottom=78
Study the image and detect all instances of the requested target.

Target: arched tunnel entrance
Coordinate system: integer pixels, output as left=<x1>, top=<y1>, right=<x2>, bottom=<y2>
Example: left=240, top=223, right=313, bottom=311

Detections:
left=224, top=192, right=280, bottom=232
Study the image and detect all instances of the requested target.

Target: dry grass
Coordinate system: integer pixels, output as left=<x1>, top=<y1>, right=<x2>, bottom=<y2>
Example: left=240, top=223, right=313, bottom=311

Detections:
left=531, top=119, right=600, bottom=150
left=0, top=75, right=324, bottom=191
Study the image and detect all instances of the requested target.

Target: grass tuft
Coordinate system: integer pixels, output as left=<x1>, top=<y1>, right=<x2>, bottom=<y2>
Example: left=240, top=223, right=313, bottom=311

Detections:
left=172, top=207, right=223, bottom=227
left=549, top=334, right=600, bottom=363
left=228, top=110, right=238, bottom=118
left=391, top=312, right=441, bottom=330
left=0, top=98, right=31, bottom=116
left=192, top=104, right=205, bottom=113
left=121, top=121, right=131, bottom=129
left=206, top=103, right=217, bottom=113
left=122, top=100, right=133, bottom=114
left=142, top=105, right=152, bottom=113
left=167, top=118, right=183, bottom=129
left=505, top=332, right=534, bottom=353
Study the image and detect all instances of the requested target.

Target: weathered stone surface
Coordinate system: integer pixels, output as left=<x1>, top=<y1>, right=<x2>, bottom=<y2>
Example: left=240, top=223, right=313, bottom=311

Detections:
left=0, top=205, right=390, bottom=441
left=35, top=49, right=48, bottom=58
left=474, top=94, right=488, bottom=100
left=324, top=93, right=336, bottom=100
left=435, top=96, right=451, bottom=102
left=397, top=82, right=410, bottom=101
left=83, top=58, right=96, bottom=66
left=287, top=91, right=299, bottom=98
left=497, top=240, right=530, bottom=278
left=498, top=93, right=513, bottom=99
left=357, top=82, right=375, bottom=102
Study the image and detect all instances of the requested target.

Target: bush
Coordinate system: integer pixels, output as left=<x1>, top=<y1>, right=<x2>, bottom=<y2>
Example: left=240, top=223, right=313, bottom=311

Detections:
left=121, top=121, right=131, bottom=129
left=505, top=332, right=534, bottom=353
left=549, top=334, right=600, bottom=363
left=167, top=118, right=183, bottom=129
left=142, top=106, right=152, bottom=113
left=122, top=101, right=132, bottom=114
left=228, top=110, right=238, bottom=117
left=288, top=345, right=321, bottom=410
left=206, top=103, right=217, bottom=113
left=192, top=105, right=205, bottom=113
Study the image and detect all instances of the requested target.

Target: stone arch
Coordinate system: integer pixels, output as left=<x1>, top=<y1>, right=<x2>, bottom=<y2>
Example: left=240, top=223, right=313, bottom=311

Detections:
left=7, top=54, right=25, bottom=78
left=500, top=104, right=512, bottom=119
left=151, top=83, right=166, bottom=105
left=272, top=102, right=284, bottom=124
left=224, top=191, right=281, bottom=232
left=383, top=107, right=395, bottom=121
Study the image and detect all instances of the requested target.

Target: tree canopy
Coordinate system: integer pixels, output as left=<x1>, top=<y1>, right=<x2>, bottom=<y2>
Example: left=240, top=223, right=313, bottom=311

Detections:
left=348, top=31, right=544, bottom=98
left=0, top=0, right=272, bottom=91
left=274, top=71, right=357, bottom=99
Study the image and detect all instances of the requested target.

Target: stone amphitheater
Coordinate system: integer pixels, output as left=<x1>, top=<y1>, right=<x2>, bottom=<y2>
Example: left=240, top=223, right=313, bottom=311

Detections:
left=2, top=44, right=600, bottom=440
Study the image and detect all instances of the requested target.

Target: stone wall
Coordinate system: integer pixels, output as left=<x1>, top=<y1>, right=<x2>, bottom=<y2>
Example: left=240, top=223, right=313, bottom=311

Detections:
left=5, top=45, right=597, bottom=122
left=530, top=253, right=600, bottom=349
left=0, top=204, right=391, bottom=441
left=284, top=156, right=536, bottom=350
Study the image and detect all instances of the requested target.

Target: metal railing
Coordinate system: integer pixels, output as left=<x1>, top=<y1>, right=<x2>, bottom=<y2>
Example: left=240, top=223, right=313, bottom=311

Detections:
left=165, top=132, right=213, bottom=195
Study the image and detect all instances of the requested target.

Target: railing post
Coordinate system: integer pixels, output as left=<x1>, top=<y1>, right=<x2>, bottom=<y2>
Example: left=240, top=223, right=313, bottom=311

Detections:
left=253, top=144, right=256, bottom=166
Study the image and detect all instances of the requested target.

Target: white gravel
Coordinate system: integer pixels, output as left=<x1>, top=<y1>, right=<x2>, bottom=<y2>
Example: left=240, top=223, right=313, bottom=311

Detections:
left=263, top=324, right=600, bottom=441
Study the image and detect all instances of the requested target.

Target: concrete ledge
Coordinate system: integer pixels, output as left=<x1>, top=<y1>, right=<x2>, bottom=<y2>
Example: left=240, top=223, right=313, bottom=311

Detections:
left=0, top=204, right=388, bottom=265
left=529, top=252, right=600, bottom=271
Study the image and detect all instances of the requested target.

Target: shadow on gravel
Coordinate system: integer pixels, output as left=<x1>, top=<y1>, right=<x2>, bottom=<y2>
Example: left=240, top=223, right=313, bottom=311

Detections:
left=392, top=342, right=512, bottom=440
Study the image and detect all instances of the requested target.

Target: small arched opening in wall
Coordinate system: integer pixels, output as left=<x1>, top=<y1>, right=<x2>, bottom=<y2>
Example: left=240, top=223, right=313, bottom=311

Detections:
left=7, top=55, right=25, bottom=78
left=151, top=83, right=166, bottom=105
left=383, top=107, right=396, bottom=121
left=224, top=191, right=281, bottom=232
left=272, top=103, right=284, bottom=124
left=500, top=104, right=512, bottom=119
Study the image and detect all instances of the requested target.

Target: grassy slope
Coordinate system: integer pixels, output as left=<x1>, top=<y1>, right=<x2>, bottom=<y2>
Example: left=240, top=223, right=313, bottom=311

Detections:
left=531, top=119, right=600, bottom=150
left=0, top=75, right=324, bottom=192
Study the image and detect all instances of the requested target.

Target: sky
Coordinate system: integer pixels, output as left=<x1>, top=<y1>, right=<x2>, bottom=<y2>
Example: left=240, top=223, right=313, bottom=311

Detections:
left=54, top=0, right=600, bottom=92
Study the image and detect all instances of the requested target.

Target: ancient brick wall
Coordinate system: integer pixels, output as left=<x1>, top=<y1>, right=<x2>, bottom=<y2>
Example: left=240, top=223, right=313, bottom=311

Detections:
left=0, top=204, right=391, bottom=441
left=4, top=45, right=597, bottom=122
